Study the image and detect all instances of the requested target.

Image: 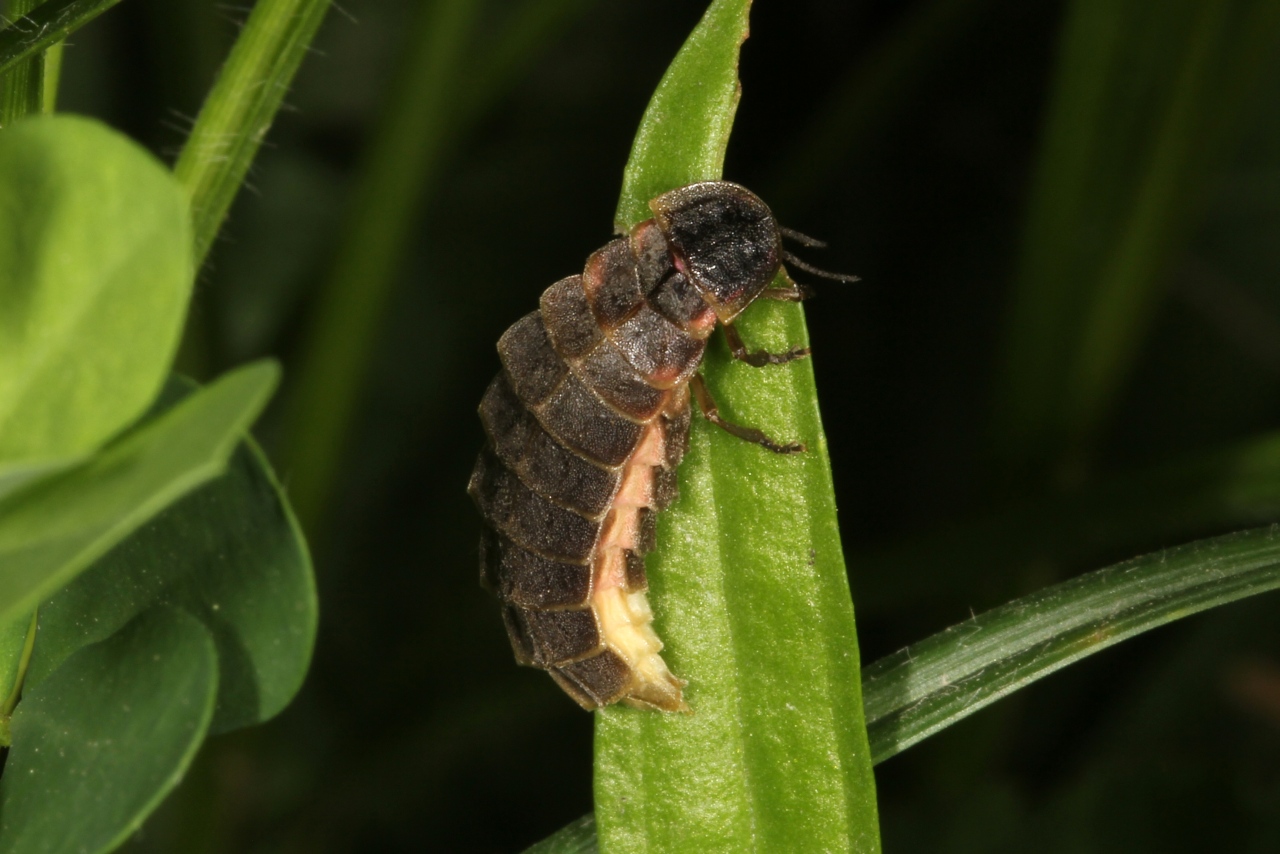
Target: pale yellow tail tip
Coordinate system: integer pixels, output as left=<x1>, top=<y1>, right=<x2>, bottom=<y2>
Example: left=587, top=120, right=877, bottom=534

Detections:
left=622, top=673, right=690, bottom=713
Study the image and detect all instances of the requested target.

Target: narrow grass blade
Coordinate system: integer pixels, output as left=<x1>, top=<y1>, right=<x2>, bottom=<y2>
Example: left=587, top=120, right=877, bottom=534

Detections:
left=524, top=814, right=598, bottom=854
left=594, top=2, right=881, bottom=852
left=172, top=0, right=331, bottom=266
left=611, top=0, right=748, bottom=233
left=862, top=526, right=1280, bottom=762
left=0, top=0, right=121, bottom=77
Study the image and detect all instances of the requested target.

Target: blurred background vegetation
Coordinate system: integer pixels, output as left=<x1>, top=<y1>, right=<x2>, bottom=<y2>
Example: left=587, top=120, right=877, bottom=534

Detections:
left=54, top=0, right=1280, bottom=849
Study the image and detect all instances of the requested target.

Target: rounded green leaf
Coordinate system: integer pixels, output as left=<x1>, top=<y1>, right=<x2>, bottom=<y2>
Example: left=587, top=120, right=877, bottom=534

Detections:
left=0, top=362, right=279, bottom=626
left=0, top=606, right=218, bottom=854
left=28, top=383, right=317, bottom=732
left=0, top=113, right=193, bottom=474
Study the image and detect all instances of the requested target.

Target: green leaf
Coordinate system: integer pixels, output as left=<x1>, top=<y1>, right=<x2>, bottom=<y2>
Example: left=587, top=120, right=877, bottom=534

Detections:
left=0, top=114, right=193, bottom=478
left=594, top=2, right=881, bottom=852
left=0, top=361, right=278, bottom=626
left=0, top=606, right=218, bottom=854
left=27, top=382, right=316, bottom=733
left=173, top=0, right=332, bottom=266
left=611, top=0, right=749, bottom=234
left=0, top=0, right=125, bottom=78
left=861, top=525, right=1280, bottom=762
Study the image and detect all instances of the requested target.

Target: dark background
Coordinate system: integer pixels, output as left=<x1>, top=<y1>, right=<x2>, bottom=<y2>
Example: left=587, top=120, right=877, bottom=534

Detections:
left=56, top=0, right=1280, bottom=850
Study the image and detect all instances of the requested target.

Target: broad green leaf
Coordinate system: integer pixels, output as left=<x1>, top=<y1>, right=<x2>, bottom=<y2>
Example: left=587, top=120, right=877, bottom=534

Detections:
left=0, top=361, right=278, bottom=625
left=0, top=0, right=124, bottom=78
left=173, top=0, right=332, bottom=266
left=0, top=458, right=86, bottom=504
left=594, top=2, right=881, bottom=852
left=0, top=606, right=218, bottom=854
left=0, top=114, right=193, bottom=474
left=27, top=381, right=316, bottom=733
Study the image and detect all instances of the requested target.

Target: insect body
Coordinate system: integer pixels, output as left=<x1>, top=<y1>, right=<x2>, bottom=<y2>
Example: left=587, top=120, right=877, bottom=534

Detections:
left=469, top=181, right=829, bottom=711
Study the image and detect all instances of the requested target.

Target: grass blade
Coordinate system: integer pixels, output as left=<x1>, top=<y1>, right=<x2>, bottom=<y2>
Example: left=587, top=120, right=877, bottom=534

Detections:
left=862, top=526, right=1280, bottom=762
left=172, top=0, right=331, bottom=266
left=594, top=2, right=881, bottom=852
left=0, top=0, right=120, bottom=77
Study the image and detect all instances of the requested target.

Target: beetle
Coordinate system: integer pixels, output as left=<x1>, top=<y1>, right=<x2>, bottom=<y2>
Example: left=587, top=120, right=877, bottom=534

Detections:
left=468, top=181, right=850, bottom=711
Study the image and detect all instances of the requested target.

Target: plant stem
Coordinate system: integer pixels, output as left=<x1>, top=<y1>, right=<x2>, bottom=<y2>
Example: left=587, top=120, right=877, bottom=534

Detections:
left=0, top=0, right=45, bottom=126
left=0, top=609, right=40, bottom=745
left=0, top=0, right=118, bottom=78
left=173, top=0, right=332, bottom=267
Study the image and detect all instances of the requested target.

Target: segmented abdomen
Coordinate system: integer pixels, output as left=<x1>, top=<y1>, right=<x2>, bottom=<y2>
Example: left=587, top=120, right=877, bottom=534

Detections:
left=469, top=227, right=706, bottom=710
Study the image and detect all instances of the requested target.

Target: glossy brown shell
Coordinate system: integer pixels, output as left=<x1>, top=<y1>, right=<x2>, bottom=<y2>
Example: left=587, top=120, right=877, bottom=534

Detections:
left=469, top=182, right=783, bottom=711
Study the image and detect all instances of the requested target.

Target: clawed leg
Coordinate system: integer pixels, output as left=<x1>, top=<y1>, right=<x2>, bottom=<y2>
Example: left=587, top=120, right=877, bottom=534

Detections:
left=690, top=373, right=806, bottom=454
left=760, top=283, right=815, bottom=301
left=723, top=323, right=811, bottom=368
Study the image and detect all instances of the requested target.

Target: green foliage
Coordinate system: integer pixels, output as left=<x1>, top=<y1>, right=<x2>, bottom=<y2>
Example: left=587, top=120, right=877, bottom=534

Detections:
left=0, top=6, right=320, bottom=847
left=4, top=0, right=1280, bottom=850
left=0, top=0, right=122, bottom=78
left=594, top=2, right=880, bottom=852
left=0, top=363, right=278, bottom=625
left=610, top=0, right=749, bottom=233
left=281, top=0, right=591, bottom=531
left=0, top=116, right=190, bottom=480
left=994, top=0, right=1280, bottom=477
left=26, top=382, right=316, bottom=734
left=0, top=608, right=218, bottom=853
left=533, top=524, right=1280, bottom=851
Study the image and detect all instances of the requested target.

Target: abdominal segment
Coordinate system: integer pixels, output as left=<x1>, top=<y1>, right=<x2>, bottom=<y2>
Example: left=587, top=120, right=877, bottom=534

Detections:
left=470, top=274, right=697, bottom=711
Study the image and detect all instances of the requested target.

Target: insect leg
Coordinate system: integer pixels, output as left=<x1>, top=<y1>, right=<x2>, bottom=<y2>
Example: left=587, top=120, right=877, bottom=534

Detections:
left=723, top=323, right=810, bottom=368
left=760, top=283, right=814, bottom=301
left=690, top=373, right=806, bottom=454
